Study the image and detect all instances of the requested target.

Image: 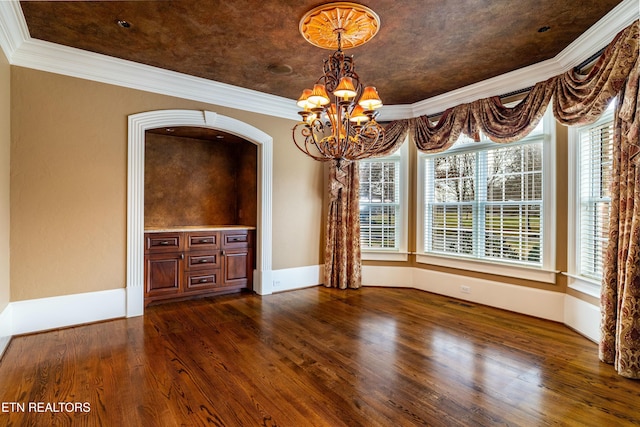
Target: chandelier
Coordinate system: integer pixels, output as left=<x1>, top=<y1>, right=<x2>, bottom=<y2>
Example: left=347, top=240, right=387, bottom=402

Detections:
left=293, top=2, right=385, bottom=161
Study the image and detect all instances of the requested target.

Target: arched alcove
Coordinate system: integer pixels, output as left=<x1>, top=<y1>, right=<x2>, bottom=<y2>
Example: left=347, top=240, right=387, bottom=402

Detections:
left=126, top=110, right=273, bottom=316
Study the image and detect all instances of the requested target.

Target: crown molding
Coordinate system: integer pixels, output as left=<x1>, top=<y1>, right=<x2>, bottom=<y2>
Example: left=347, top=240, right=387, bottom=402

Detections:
left=380, top=57, right=562, bottom=120
left=11, top=37, right=300, bottom=120
left=0, top=0, right=29, bottom=58
left=554, top=0, right=639, bottom=70
left=0, top=0, right=637, bottom=121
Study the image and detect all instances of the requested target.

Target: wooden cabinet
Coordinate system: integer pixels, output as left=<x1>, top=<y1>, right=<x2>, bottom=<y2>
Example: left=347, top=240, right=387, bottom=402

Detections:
left=144, top=228, right=254, bottom=306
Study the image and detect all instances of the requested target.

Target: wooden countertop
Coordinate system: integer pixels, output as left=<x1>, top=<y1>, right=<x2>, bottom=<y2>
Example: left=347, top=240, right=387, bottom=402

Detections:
left=144, top=225, right=256, bottom=233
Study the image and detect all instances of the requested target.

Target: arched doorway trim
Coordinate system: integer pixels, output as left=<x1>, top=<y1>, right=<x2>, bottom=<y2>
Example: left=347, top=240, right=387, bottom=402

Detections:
left=126, top=109, right=273, bottom=316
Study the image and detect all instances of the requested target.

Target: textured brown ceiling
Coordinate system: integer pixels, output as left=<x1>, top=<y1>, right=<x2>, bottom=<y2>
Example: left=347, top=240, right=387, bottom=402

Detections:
left=20, top=0, right=623, bottom=105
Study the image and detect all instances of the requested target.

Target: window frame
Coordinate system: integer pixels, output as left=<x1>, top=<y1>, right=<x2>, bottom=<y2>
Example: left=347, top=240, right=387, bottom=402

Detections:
left=416, top=106, right=557, bottom=283
left=359, top=139, right=409, bottom=261
left=566, top=103, right=615, bottom=297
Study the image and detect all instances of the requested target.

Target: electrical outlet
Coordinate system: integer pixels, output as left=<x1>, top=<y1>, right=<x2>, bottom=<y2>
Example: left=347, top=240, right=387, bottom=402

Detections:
left=274, top=280, right=281, bottom=287
left=460, top=285, right=471, bottom=294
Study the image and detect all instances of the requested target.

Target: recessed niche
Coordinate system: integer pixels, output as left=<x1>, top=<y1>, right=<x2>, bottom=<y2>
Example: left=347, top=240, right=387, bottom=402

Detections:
left=144, top=127, right=257, bottom=228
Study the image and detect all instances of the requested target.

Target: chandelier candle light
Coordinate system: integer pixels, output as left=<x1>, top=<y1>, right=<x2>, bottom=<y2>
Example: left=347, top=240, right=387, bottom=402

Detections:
left=293, top=2, right=385, bottom=161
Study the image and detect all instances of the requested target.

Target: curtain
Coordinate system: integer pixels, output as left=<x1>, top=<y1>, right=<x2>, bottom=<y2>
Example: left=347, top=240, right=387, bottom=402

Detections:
left=547, top=20, right=640, bottom=379
left=323, top=122, right=409, bottom=289
left=406, top=78, right=556, bottom=154
left=599, top=51, right=640, bottom=379
left=325, top=159, right=361, bottom=289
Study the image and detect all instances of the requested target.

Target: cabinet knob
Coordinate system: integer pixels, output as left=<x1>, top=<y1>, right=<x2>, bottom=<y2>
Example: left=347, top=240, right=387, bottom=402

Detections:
left=159, top=241, right=169, bottom=245
left=199, top=279, right=208, bottom=283
left=199, top=259, right=208, bottom=263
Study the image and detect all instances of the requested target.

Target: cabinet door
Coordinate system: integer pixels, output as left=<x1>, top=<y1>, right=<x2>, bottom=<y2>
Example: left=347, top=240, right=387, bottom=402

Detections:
left=145, top=252, right=183, bottom=299
left=222, top=248, right=252, bottom=288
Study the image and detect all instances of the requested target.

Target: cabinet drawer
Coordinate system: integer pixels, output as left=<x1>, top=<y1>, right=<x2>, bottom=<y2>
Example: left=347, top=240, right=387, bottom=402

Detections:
left=145, top=233, right=182, bottom=253
left=185, top=270, right=220, bottom=292
left=186, top=252, right=221, bottom=270
left=187, top=232, right=220, bottom=251
left=222, top=230, right=252, bottom=248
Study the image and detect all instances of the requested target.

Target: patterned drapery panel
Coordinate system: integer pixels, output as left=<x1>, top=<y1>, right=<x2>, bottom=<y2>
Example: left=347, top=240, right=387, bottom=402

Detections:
left=325, top=159, right=361, bottom=289
left=323, top=123, right=408, bottom=289
left=599, top=51, right=639, bottom=378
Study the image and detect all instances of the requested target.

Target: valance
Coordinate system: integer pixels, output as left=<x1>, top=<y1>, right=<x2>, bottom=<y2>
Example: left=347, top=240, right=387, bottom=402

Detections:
left=398, top=20, right=638, bottom=152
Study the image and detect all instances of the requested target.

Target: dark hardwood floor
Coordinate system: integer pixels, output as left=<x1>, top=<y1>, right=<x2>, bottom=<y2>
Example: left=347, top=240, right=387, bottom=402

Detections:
left=0, top=286, right=639, bottom=426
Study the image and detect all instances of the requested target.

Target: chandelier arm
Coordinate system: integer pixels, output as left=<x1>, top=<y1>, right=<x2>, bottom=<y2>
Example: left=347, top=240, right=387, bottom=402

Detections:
left=345, top=122, right=385, bottom=160
left=292, top=121, right=334, bottom=162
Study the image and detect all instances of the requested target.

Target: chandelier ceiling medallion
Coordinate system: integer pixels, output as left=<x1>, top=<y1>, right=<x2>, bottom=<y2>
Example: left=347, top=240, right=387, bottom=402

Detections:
left=293, top=2, right=385, bottom=161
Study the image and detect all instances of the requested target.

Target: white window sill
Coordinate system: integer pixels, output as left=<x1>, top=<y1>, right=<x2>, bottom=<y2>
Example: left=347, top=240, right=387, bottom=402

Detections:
left=563, top=273, right=601, bottom=298
left=362, top=251, right=409, bottom=262
left=416, top=253, right=557, bottom=283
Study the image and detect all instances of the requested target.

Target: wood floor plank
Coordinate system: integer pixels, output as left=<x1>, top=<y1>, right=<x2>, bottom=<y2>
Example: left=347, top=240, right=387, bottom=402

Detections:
left=1, top=286, right=639, bottom=426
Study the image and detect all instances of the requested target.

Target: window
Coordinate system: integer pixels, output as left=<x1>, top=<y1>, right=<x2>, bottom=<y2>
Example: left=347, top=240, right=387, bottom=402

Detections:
left=569, top=106, right=614, bottom=288
left=578, top=119, right=613, bottom=280
left=359, top=141, right=408, bottom=260
left=359, top=159, right=399, bottom=249
left=418, top=108, right=555, bottom=281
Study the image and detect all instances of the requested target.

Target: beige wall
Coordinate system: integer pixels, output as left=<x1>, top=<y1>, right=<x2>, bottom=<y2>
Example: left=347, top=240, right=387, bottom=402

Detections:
left=0, top=49, right=10, bottom=311
left=10, top=66, right=323, bottom=301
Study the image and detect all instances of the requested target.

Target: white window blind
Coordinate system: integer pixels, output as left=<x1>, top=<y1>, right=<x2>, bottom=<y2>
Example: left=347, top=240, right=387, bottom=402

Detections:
left=578, top=120, right=614, bottom=281
left=359, top=159, right=400, bottom=249
left=423, top=128, right=544, bottom=266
